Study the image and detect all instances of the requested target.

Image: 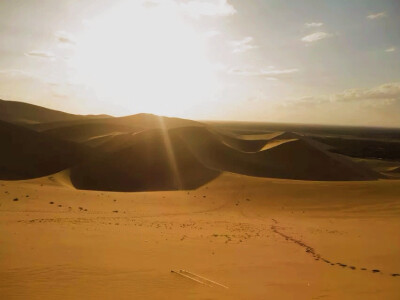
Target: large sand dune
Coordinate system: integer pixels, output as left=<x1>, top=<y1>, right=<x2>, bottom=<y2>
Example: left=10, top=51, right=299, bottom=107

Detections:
left=0, top=105, right=385, bottom=190
left=66, top=126, right=382, bottom=191
left=0, top=120, right=93, bottom=180
left=174, top=127, right=382, bottom=181
left=0, top=99, right=106, bottom=125
left=34, top=113, right=202, bottom=132
left=69, top=129, right=220, bottom=191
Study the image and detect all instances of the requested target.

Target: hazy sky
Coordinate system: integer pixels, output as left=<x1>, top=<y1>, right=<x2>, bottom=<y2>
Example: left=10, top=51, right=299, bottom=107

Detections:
left=0, top=0, right=399, bottom=127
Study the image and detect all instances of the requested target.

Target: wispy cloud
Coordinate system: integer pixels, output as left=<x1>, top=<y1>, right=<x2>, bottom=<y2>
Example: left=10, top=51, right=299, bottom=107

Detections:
left=0, top=69, right=37, bottom=79
left=301, top=32, right=330, bottom=43
left=25, top=51, right=55, bottom=59
left=289, top=82, right=400, bottom=106
left=55, top=31, right=76, bottom=45
left=367, top=12, right=386, bottom=20
left=385, top=47, right=396, bottom=53
left=180, top=0, right=236, bottom=18
left=230, top=36, right=257, bottom=53
left=204, top=30, right=221, bottom=38
left=229, top=66, right=299, bottom=80
left=305, top=22, right=323, bottom=27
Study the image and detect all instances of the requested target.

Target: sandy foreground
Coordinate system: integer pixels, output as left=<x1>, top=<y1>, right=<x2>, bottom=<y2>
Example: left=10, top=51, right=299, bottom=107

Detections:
left=1, top=173, right=400, bottom=299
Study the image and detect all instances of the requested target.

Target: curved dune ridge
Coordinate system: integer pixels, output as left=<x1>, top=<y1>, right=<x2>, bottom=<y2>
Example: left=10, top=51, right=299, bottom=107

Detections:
left=69, top=126, right=382, bottom=191
left=173, top=127, right=382, bottom=181
left=0, top=110, right=386, bottom=191
left=388, top=166, right=400, bottom=173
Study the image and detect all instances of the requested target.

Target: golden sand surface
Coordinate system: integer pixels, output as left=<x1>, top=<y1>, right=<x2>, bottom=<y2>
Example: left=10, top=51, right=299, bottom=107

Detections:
left=1, top=173, right=399, bottom=299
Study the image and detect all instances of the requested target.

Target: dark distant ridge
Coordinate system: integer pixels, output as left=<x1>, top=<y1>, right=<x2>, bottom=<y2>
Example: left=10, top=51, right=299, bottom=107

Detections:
left=32, top=112, right=202, bottom=132
left=0, top=99, right=109, bottom=126
left=0, top=120, right=94, bottom=180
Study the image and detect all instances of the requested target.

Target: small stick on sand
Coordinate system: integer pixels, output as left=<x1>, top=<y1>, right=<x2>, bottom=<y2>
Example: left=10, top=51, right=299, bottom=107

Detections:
left=171, top=270, right=213, bottom=287
left=179, top=269, right=229, bottom=289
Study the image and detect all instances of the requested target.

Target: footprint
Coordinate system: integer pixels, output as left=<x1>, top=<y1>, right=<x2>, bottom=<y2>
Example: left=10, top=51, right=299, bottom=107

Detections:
left=372, top=269, right=380, bottom=273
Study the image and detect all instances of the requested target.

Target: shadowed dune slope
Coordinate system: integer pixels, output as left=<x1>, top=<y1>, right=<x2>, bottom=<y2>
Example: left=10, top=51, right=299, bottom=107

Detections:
left=0, top=120, right=94, bottom=180
left=173, top=127, right=383, bottom=181
left=70, top=129, right=220, bottom=191
left=0, top=99, right=107, bottom=125
left=43, top=123, right=142, bottom=143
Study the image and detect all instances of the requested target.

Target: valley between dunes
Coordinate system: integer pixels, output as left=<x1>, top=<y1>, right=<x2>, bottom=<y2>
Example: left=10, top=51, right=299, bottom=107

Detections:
left=1, top=99, right=400, bottom=299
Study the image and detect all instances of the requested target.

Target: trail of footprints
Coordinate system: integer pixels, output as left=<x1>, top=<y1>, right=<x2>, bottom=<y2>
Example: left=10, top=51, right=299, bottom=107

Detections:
left=271, top=219, right=400, bottom=278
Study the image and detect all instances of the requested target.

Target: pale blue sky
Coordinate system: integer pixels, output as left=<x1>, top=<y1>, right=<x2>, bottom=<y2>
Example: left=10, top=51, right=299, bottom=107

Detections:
left=0, top=0, right=399, bottom=126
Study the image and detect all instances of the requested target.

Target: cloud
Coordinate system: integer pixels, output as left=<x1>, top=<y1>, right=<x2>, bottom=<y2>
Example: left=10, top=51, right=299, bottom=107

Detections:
left=229, top=66, right=299, bottom=80
left=289, top=82, right=400, bottom=107
left=367, top=12, right=386, bottom=20
left=55, top=31, right=76, bottom=45
left=230, top=36, right=257, bottom=53
left=301, top=32, right=330, bottom=43
left=180, top=0, right=236, bottom=18
left=305, top=22, right=323, bottom=27
left=333, top=82, right=400, bottom=103
left=385, top=47, right=396, bottom=53
left=0, top=69, right=36, bottom=78
left=204, top=30, right=221, bottom=38
left=25, top=51, right=55, bottom=59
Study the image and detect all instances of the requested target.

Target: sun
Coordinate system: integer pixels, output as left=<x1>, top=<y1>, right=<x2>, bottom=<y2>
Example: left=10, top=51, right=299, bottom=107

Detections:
left=68, top=1, right=218, bottom=117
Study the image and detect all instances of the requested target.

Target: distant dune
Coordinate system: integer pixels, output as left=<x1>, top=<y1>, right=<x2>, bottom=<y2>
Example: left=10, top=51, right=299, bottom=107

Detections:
left=34, top=112, right=202, bottom=132
left=174, top=127, right=382, bottom=181
left=0, top=99, right=107, bottom=125
left=0, top=99, right=391, bottom=191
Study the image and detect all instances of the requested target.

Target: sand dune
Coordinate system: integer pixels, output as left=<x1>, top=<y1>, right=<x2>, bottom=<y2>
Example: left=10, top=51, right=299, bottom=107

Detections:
left=1, top=101, right=399, bottom=299
left=0, top=108, right=384, bottom=191
left=0, top=120, right=93, bottom=180
left=0, top=100, right=388, bottom=191
left=34, top=113, right=202, bottom=132
left=1, top=172, right=400, bottom=299
left=0, top=99, right=106, bottom=125
left=70, top=129, right=220, bottom=191
left=174, top=126, right=382, bottom=181
left=44, top=122, right=142, bottom=143
left=66, top=126, right=382, bottom=192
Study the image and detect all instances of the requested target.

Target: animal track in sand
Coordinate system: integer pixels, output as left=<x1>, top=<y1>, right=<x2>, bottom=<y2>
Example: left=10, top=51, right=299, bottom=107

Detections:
left=271, top=219, right=399, bottom=278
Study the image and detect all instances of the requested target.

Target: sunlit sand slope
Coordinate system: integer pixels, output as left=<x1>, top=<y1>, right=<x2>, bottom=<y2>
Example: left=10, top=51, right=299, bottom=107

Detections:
left=1, top=173, right=399, bottom=299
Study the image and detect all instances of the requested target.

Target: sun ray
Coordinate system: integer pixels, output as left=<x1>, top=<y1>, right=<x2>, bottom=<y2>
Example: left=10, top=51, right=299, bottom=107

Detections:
left=157, top=116, right=182, bottom=190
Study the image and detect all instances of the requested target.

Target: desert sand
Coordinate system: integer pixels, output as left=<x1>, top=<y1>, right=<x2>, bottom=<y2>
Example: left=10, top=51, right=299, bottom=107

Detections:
left=1, top=99, right=400, bottom=299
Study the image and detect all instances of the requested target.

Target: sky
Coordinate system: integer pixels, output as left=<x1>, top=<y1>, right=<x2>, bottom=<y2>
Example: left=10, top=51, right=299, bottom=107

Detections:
left=0, top=0, right=399, bottom=127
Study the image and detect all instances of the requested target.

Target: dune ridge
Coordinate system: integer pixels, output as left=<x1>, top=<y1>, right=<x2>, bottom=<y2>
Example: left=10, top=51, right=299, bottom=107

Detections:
left=0, top=102, right=388, bottom=191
